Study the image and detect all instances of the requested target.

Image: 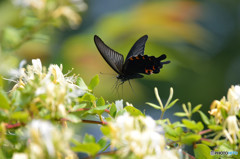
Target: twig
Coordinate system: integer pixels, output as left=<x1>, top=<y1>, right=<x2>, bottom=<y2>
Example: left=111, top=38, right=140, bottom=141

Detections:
left=182, top=151, right=195, bottom=159
left=82, top=119, right=107, bottom=125
left=5, top=123, right=22, bottom=129
left=199, top=129, right=212, bottom=135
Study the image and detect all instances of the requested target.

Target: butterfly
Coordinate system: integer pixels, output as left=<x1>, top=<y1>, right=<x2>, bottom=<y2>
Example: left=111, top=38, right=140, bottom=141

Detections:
left=94, top=35, right=170, bottom=83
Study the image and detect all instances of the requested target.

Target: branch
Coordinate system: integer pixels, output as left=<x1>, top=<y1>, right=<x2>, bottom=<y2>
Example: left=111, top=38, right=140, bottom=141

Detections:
left=69, top=108, right=110, bottom=114
left=82, top=119, right=107, bottom=125
left=5, top=123, right=23, bottom=129
left=199, top=129, right=212, bottom=135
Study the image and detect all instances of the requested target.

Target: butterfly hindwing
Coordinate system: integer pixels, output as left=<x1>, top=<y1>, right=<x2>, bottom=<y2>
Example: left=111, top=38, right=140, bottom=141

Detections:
left=123, top=54, right=170, bottom=75
left=126, top=35, right=148, bottom=60
left=94, top=35, right=124, bottom=74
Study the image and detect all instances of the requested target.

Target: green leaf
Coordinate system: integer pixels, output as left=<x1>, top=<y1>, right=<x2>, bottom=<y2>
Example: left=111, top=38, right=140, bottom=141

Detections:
left=172, top=121, right=185, bottom=127
left=72, top=103, right=87, bottom=111
left=181, top=134, right=201, bottom=145
left=182, top=119, right=203, bottom=131
left=174, top=112, right=186, bottom=117
left=72, top=143, right=101, bottom=156
left=110, top=103, right=117, bottom=118
left=100, top=126, right=110, bottom=136
left=88, top=74, right=99, bottom=90
left=196, top=122, right=204, bottom=131
left=175, top=127, right=183, bottom=136
left=97, top=138, right=107, bottom=149
left=0, top=89, right=10, bottom=110
left=66, top=114, right=81, bottom=123
left=10, top=111, right=29, bottom=122
left=80, top=93, right=96, bottom=102
left=182, top=119, right=196, bottom=129
left=165, top=99, right=179, bottom=109
left=96, top=97, right=105, bottom=106
left=146, top=102, right=161, bottom=109
left=83, top=134, right=96, bottom=143
left=85, top=105, right=110, bottom=115
left=199, top=111, right=210, bottom=125
left=164, top=125, right=178, bottom=137
left=76, top=77, right=88, bottom=90
left=208, top=125, right=222, bottom=131
left=201, top=140, right=215, bottom=147
left=194, top=144, right=213, bottom=159
left=192, top=104, right=202, bottom=113
left=124, top=106, right=144, bottom=116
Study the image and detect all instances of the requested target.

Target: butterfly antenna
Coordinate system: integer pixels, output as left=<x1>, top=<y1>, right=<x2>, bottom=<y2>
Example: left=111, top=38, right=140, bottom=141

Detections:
left=100, top=72, right=116, bottom=76
left=112, top=79, right=119, bottom=95
left=128, top=80, right=136, bottom=96
left=121, top=82, right=124, bottom=98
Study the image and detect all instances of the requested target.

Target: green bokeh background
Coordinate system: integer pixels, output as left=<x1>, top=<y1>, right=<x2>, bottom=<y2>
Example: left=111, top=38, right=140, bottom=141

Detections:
left=1, top=0, right=240, bottom=119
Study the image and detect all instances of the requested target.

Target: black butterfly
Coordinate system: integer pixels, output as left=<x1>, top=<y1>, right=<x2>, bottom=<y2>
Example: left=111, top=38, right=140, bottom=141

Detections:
left=94, top=35, right=170, bottom=83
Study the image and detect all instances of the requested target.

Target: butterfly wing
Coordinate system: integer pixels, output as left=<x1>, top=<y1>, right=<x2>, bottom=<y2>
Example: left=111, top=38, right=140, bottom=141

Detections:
left=126, top=35, right=148, bottom=60
left=94, top=35, right=124, bottom=74
left=123, top=54, right=170, bottom=75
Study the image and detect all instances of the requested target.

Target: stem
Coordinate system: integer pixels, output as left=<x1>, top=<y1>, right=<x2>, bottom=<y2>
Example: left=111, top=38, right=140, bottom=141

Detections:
left=199, top=129, right=212, bottom=135
left=182, top=151, right=195, bottom=159
left=82, top=119, right=107, bottom=125
left=200, top=138, right=211, bottom=142
left=160, top=110, right=165, bottom=119
left=69, top=108, right=110, bottom=114
left=5, top=123, right=22, bottom=129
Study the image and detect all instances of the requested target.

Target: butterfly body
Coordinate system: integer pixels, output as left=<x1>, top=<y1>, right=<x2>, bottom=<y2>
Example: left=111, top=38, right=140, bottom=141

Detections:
left=94, top=35, right=170, bottom=83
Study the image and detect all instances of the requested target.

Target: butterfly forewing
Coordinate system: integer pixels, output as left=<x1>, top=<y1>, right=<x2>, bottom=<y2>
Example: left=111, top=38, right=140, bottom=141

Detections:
left=125, top=35, right=148, bottom=60
left=94, top=35, right=124, bottom=74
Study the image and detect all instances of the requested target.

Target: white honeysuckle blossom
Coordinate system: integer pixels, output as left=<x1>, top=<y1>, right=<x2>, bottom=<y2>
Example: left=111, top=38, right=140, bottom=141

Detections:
left=115, top=99, right=123, bottom=112
left=25, top=120, right=75, bottom=158
left=12, top=153, right=28, bottom=159
left=223, top=115, right=240, bottom=144
left=108, top=113, right=180, bottom=159
left=209, top=85, right=240, bottom=123
left=227, top=85, right=240, bottom=115
left=12, top=59, right=86, bottom=117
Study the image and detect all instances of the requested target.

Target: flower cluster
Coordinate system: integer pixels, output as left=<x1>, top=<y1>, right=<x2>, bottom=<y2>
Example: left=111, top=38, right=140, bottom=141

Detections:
left=107, top=113, right=179, bottom=159
left=12, top=120, right=76, bottom=159
left=209, top=85, right=240, bottom=144
left=11, top=59, right=86, bottom=117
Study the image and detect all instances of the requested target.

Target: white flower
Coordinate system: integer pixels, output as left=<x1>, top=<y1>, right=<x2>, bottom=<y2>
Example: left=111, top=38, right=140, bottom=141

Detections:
left=26, top=120, right=75, bottom=158
left=12, top=153, right=28, bottom=159
left=227, top=85, right=240, bottom=115
left=108, top=113, right=180, bottom=158
left=115, top=99, right=123, bottom=112
left=11, top=59, right=86, bottom=117
left=223, top=115, right=240, bottom=144
left=32, top=59, right=42, bottom=76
